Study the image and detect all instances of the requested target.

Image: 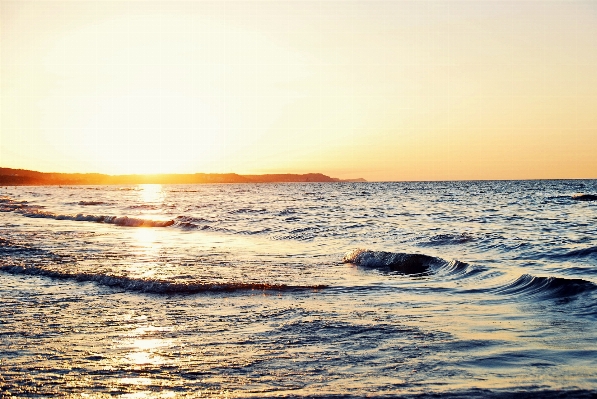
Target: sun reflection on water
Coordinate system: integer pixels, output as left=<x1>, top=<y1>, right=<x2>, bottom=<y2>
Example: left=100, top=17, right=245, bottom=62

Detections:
left=120, top=391, right=177, bottom=399
left=133, top=228, right=158, bottom=249
left=117, top=325, right=175, bottom=391
left=138, top=184, right=164, bottom=204
left=131, top=184, right=167, bottom=264
left=126, top=349, right=165, bottom=366
left=127, top=228, right=161, bottom=278
left=120, top=377, right=153, bottom=385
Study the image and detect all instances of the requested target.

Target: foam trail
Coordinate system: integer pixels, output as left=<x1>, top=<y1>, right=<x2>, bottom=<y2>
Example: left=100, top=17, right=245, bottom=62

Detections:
left=0, top=197, right=174, bottom=227
left=21, top=209, right=175, bottom=227
left=0, top=263, right=327, bottom=294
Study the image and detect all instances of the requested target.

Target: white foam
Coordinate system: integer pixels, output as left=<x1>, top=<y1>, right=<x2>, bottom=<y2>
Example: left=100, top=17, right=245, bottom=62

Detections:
left=18, top=208, right=173, bottom=228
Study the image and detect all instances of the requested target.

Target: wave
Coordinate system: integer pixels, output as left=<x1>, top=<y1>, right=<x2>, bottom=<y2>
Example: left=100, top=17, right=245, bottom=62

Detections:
left=1, top=197, right=174, bottom=227
left=561, top=246, right=597, bottom=258
left=418, top=233, right=475, bottom=246
left=342, top=248, right=484, bottom=279
left=128, top=204, right=160, bottom=210
left=343, top=249, right=443, bottom=275
left=344, top=249, right=596, bottom=301
left=174, top=215, right=213, bottom=225
left=545, top=245, right=597, bottom=261
left=278, top=208, right=297, bottom=216
left=20, top=209, right=174, bottom=227
left=0, top=197, right=30, bottom=211
left=492, top=274, right=597, bottom=300
left=78, top=201, right=107, bottom=206
left=171, top=217, right=233, bottom=233
left=571, top=193, right=597, bottom=201
left=229, top=208, right=267, bottom=214
left=433, top=259, right=485, bottom=279
left=342, top=250, right=597, bottom=300
left=176, top=221, right=204, bottom=230
left=0, top=264, right=327, bottom=294
left=272, top=228, right=317, bottom=241
left=0, top=237, right=53, bottom=257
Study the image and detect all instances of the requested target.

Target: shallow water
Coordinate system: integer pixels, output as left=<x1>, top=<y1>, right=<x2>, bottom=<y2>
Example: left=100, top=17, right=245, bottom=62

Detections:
left=1, top=181, right=596, bottom=397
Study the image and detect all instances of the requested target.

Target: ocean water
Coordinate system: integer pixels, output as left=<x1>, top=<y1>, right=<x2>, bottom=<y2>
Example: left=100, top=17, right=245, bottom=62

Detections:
left=1, top=180, right=596, bottom=398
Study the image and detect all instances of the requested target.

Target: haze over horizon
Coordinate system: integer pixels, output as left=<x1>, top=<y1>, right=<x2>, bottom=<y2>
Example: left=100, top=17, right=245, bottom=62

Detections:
left=2, top=1, right=596, bottom=181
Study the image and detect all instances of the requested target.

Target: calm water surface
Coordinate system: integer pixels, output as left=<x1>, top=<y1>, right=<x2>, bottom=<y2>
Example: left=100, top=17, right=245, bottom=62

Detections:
left=1, top=181, right=596, bottom=398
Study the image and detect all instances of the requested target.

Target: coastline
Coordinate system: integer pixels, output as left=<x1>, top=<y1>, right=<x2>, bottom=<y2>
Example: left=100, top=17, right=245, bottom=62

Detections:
left=0, top=167, right=366, bottom=186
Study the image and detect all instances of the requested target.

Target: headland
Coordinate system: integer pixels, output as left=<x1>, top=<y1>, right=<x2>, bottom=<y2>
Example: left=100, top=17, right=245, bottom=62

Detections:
left=0, top=168, right=366, bottom=185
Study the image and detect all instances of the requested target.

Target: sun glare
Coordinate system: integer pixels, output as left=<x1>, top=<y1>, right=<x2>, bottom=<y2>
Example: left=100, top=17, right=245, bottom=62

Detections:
left=77, top=88, right=225, bottom=175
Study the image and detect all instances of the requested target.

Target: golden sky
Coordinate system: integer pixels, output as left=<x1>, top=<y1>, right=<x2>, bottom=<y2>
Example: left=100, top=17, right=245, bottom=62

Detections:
left=1, top=1, right=596, bottom=181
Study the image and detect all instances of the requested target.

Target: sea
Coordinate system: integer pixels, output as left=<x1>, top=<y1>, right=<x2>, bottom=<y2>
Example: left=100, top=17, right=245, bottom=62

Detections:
left=1, top=180, right=596, bottom=398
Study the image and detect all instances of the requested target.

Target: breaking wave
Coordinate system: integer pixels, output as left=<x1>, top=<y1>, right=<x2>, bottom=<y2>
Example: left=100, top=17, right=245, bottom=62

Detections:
left=343, top=249, right=484, bottom=279
left=21, top=210, right=174, bottom=227
left=343, top=249, right=443, bottom=275
left=343, top=249, right=596, bottom=301
left=0, top=263, right=327, bottom=294
left=1, top=197, right=173, bottom=227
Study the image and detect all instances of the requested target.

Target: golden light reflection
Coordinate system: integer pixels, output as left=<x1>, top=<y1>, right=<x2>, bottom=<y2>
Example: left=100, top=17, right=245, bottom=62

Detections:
left=121, top=326, right=174, bottom=369
left=117, top=334, right=172, bottom=394
left=120, top=377, right=153, bottom=385
left=128, top=228, right=160, bottom=278
left=131, top=326, right=173, bottom=335
left=139, top=184, right=164, bottom=204
left=133, top=228, right=158, bottom=249
left=134, top=338, right=169, bottom=351
left=120, top=392, right=177, bottom=399
left=126, top=350, right=164, bottom=366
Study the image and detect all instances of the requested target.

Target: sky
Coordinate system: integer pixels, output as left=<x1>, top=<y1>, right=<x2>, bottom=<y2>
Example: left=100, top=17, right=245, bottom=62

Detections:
left=1, top=1, right=596, bottom=181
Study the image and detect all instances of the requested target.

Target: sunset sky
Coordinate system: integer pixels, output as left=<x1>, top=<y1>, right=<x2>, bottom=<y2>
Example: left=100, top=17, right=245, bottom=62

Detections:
left=2, top=1, right=596, bottom=181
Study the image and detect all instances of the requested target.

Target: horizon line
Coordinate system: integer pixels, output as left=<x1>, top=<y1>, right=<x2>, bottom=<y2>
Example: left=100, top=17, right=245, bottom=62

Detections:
left=1, top=166, right=596, bottom=184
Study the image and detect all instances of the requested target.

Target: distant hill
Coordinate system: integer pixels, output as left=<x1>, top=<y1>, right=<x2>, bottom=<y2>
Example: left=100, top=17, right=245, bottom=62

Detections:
left=0, top=168, right=366, bottom=185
